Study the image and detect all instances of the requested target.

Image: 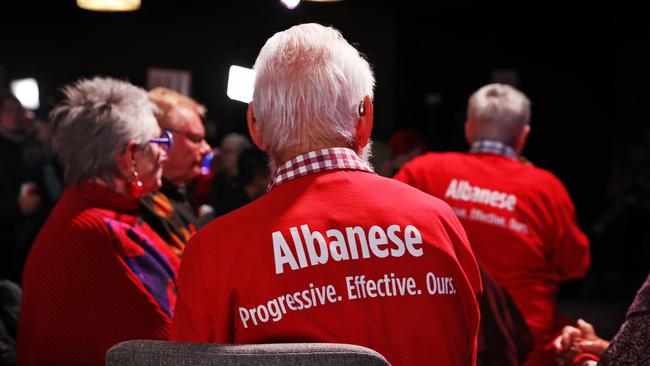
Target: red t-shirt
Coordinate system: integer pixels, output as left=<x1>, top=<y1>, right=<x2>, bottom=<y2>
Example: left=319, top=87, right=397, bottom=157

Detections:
left=18, top=184, right=180, bottom=366
left=394, top=152, right=590, bottom=365
left=171, top=169, right=482, bottom=366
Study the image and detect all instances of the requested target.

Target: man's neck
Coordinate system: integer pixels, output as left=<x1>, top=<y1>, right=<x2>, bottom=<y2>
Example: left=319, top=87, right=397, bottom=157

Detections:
left=273, top=142, right=355, bottom=167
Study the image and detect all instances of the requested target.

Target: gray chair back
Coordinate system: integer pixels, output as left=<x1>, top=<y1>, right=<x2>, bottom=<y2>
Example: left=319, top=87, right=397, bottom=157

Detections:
left=106, top=340, right=391, bottom=366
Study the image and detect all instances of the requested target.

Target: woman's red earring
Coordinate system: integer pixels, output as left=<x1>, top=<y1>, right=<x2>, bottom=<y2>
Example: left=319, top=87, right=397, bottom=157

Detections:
left=128, top=168, right=144, bottom=198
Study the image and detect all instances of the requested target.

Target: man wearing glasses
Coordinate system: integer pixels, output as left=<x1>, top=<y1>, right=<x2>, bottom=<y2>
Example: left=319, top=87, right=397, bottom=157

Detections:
left=141, top=87, right=212, bottom=258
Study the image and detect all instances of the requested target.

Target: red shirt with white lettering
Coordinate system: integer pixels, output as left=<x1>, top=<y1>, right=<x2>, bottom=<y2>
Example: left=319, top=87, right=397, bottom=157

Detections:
left=171, top=153, right=482, bottom=366
left=394, top=151, right=590, bottom=366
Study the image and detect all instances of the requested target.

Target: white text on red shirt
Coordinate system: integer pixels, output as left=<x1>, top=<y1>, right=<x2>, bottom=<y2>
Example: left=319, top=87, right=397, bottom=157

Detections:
left=272, top=224, right=424, bottom=274
left=445, top=179, right=517, bottom=212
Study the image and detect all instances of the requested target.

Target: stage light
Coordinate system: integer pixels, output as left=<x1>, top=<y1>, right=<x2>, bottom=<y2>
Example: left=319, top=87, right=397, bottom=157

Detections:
left=10, top=78, right=39, bottom=110
left=76, top=0, right=141, bottom=12
left=227, top=65, right=255, bottom=104
left=280, top=0, right=300, bottom=9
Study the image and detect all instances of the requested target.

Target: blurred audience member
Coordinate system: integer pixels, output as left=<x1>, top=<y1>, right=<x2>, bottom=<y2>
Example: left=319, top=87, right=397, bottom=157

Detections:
left=387, top=129, right=428, bottom=175
left=22, top=117, right=61, bottom=202
left=238, top=148, right=270, bottom=200
left=208, top=133, right=252, bottom=216
left=171, top=23, right=482, bottom=366
left=218, top=132, right=252, bottom=178
left=35, top=120, right=64, bottom=202
left=212, top=147, right=270, bottom=217
left=395, top=83, right=590, bottom=366
left=142, top=87, right=212, bottom=257
left=0, top=280, right=20, bottom=366
left=18, top=77, right=179, bottom=365
left=0, top=93, right=43, bottom=283
left=553, top=272, right=650, bottom=366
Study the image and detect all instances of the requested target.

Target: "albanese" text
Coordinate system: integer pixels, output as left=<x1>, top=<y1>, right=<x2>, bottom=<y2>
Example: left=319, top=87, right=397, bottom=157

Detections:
left=273, top=224, right=424, bottom=274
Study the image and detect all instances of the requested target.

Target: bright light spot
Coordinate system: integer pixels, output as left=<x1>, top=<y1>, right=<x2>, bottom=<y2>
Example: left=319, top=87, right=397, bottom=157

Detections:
left=227, top=65, right=256, bottom=104
left=280, top=0, right=300, bottom=9
left=76, top=0, right=140, bottom=12
left=11, top=78, right=40, bottom=110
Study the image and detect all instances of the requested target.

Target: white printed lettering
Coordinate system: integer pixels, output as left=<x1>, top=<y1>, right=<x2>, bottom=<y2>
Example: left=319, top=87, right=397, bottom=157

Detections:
left=404, top=225, right=423, bottom=257
left=274, top=224, right=426, bottom=275
left=368, top=225, right=389, bottom=258
left=301, top=224, right=328, bottom=266
left=272, top=231, right=299, bottom=274
left=327, top=229, right=349, bottom=261
left=445, top=179, right=517, bottom=211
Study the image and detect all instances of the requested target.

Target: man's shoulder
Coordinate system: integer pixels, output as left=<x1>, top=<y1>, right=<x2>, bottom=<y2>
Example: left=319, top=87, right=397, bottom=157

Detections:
left=397, top=151, right=480, bottom=180
left=527, top=163, right=563, bottom=181
left=192, top=194, right=271, bottom=242
left=517, top=163, right=569, bottom=193
left=197, top=172, right=453, bottom=232
left=342, top=173, right=459, bottom=224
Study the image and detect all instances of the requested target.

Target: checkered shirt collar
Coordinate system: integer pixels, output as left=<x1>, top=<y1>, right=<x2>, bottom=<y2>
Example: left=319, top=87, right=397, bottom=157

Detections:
left=469, top=140, right=519, bottom=160
left=268, top=147, right=374, bottom=191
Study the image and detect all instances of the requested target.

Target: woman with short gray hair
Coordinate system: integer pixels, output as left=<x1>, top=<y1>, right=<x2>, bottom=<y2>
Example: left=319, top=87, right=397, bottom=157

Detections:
left=17, top=77, right=180, bottom=365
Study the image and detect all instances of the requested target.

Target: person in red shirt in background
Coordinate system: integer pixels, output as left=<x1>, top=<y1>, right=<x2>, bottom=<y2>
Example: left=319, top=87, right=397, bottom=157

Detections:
left=394, top=83, right=590, bottom=366
left=171, top=23, right=482, bottom=366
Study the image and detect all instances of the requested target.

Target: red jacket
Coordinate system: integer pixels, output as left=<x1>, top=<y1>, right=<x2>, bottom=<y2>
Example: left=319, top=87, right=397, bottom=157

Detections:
left=395, top=151, right=590, bottom=366
left=171, top=169, right=482, bottom=366
left=18, top=184, right=179, bottom=366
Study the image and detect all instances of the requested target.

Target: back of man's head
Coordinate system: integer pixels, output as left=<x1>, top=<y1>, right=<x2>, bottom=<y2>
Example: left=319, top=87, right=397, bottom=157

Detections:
left=252, top=23, right=375, bottom=158
left=466, top=83, right=530, bottom=148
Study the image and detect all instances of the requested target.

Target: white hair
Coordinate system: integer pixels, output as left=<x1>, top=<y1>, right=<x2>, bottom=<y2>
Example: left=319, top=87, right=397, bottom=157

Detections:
left=467, top=83, right=531, bottom=146
left=51, top=77, right=159, bottom=185
left=252, top=23, right=375, bottom=157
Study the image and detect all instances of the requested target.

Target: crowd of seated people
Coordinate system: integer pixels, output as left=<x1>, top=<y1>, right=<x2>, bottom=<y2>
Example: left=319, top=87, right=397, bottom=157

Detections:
left=1, top=22, right=648, bottom=366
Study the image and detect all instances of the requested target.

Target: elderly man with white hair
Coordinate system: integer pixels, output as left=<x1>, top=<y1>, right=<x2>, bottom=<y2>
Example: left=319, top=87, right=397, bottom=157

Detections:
left=395, top=83, right=591, bottom=366
left=171, top=23, right=482, bottom=366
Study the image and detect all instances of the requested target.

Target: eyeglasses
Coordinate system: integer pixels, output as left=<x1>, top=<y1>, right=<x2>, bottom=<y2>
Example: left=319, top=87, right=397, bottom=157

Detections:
left=167, top=127, right=206, bottom=144
left=148, top=129, right=173, bottom=155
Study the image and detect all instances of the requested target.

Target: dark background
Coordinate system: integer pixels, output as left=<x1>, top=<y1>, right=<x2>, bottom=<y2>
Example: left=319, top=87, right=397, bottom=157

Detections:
left=2, top=1, right=649, bottom=338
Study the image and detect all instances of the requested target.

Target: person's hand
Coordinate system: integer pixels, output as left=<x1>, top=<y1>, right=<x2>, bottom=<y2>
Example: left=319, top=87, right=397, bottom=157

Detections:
left=553, top=319, right=610, bottom=365
left=553, top=323, right=583, bottom=366
left=573, top=319, right=610, bottom=356
left=18, top=193, right=41, bottom=215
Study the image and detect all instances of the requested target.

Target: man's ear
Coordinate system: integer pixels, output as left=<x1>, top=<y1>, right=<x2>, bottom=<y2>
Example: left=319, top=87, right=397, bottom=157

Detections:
left=247, top=103, right=266, bottom=151
left=356, top=95, right=374, bottom=150
left=464, top=120, right=473, bottom=145
left=515, top=124, right=531, bottom=154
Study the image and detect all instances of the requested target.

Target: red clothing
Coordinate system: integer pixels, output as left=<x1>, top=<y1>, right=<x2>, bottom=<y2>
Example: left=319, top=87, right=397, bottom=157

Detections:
left=394, top=151, right=590, bottom=366
left=171, top=167, right=483, bottom=366
left=18, top=183, right=180, bottom=366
